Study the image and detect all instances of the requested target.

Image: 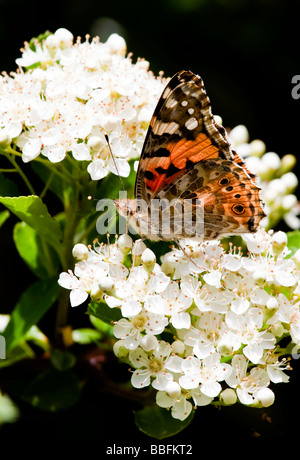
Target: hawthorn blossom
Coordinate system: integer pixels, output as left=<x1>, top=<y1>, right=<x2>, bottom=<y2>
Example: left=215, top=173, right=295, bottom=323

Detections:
left=58, top=226, right=298, bottom=418
left=226, top=354, right=270, bottom=405
left=1, top=28, right=166, bottom=179
left=156, top=384, right=213, bottom=421
left=179, top=353, right=232, bottom=397
left=225, top=308, right=276, bottom=364
left=113, top=307, right=168, bottom=350
left=129, top=341, right=180, bottom=390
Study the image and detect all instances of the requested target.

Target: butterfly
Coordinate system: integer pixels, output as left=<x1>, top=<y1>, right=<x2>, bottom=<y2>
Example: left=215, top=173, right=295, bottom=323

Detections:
left=114, top=70, right=265, bottom=242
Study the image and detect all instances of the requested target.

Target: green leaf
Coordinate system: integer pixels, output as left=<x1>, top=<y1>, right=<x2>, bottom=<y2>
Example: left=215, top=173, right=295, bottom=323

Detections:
left=0, top=172, right=20, bottom=197
left=134, top=405, right=194, bottom=439
left=0, top=210, right=9, bottom=228
left=31, top=161, right=70, bottom=203
left=287, top=231, right=300, bottom=257
left=22, top=369, right=81, bottom=411
left=72, top=328, right=102, bottom=344
left=13, top=221, right=59, bottom=279
left=50, top=349, right=76, bottom=370
left=0, top=195, right=62, bottom=249
left=87, top=301, right=122, bottom=324
left=3, top=278, right=60, bottom=351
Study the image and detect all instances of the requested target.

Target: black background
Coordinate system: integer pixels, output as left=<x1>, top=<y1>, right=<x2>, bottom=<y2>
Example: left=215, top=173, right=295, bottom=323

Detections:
left=1, top=0, right=300, bottom=447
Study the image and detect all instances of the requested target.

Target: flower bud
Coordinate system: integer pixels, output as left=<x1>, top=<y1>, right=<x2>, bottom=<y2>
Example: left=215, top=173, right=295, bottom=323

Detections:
left=166, top=381, right=181, bottom=399
left=117, top=234, right=133, bottom=255
left=88, top=136, right=105, bottom=152
left=90, top=285, right=103, bottom=301
left=236, top=143, right=251, bottom=158
left=113, top=339, right=129, bottom=359
left=141, top=248, right=156, bottom=272
left=280, top=172, right=298, bottom=193
left=141, top=334, right=158, bottom=351
left=214, top=115, right=223, bottom=125
left=229, top=125, right=249, bottom=145
left=266, top=297, right=278, bottom=310
left=105, top=33, right=126, bottom=55
left=220, top=388, right=237, bottom=405
left=72, top=243, right=89, bottom=260
left=256, top=388, right=275, bottom=407
left=45, top=34, right=60, bottom=54
left=54, top=28, right=74, bottom=49
left=132, top=240, right=147, bottom=266
left=261, top=152, right=281, bottom=172
left=282, top=194, right=297, bottom=211
left=249, top=139, right=266, bottom=157
left=172, top=340, right=185, bottom=355
left=272, top=231, right=287, bottom=255
left=280, top=154, right=297, bottom=174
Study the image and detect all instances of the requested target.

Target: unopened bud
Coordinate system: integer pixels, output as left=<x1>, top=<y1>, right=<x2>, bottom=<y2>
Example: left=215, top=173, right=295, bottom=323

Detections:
left=141, top=248, right=156, bottom=271
left=166, top=381, right=181, bottom=399
left=266, top=297, right=278, bottom=310
left=105, top=33, right=126, bottom=55
left=117, top=234, right=133, bottom=254
left=272, top=231, right=287, bottom=255
left=72, top=243, right=89, bottom=260
left=229, top=125, right=249, bottom=145
left=87, top=136, right=105, bottom=152
left=256, top=388, right=275, bottom=407
left=113, top=339, right=129, bottom=359
left=54, top=28, right=73, bottom=48
left=249, top=139, right=266, bottom=157
left=172, top=340, right=185, bottom=355
left=220, top=388, right=237, bottom=405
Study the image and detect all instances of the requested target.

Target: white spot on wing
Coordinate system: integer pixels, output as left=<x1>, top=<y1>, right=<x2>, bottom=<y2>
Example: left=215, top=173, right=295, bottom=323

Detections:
left=154, top=121, right=179, bottom=135
left=181, top=100, right=188, bottom=107
left=185, top=117, right=198, bottom=130
left=165, top=98, right=177, bottom=109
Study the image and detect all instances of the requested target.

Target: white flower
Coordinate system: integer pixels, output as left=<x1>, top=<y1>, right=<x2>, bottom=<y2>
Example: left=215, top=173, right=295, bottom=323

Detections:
left=105, top=265, right=170, bottom=317
left=146, top=280, right=192, bottom=329
left=2, top=28, right=166, bottom=179
left=129, top=341, right=177, bottom=390
left=267, top=293, right=300, bottom=345
left=113, top=308, right=168, bottom=350
left=156, top=385, right=212, bottom=421
left=226, top=355, right=270, bottom=405
left=179, top=353, right=232, bottom=397
left=183, top=312, right=226, bottom=358
left=225, top=308, right=276, bottom=363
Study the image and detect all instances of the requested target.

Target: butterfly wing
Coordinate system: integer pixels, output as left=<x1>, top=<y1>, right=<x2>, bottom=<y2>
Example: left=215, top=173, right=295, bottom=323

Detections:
left=134, top=69, right=265, bottom=240
left=158, top=157, right=265, bottom=239
left=135, top=70, right=245, bottom=201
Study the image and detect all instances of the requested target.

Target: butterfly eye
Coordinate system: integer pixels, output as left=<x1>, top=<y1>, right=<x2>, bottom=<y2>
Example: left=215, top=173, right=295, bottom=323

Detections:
left=219, top=177, right=229, bottom=186
left=231, top=204, right=245, bottom=215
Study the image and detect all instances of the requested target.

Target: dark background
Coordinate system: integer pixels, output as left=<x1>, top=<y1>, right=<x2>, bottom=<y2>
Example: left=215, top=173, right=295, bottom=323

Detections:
left=1, top=0, right=300, bottom=447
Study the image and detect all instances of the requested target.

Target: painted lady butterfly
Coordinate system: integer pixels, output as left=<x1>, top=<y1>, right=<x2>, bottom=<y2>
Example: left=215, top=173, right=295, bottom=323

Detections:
left=115, top=70, right=265, bottom=241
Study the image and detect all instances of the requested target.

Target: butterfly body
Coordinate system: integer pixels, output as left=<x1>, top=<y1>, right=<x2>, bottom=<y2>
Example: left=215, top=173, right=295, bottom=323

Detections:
left=115, top=70, right=265, bottom=241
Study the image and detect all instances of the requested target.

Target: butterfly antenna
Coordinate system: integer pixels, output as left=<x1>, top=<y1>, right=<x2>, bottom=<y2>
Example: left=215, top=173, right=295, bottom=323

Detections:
left=176, top=239, right=206, bottom=271
left=104, top=133, right=125, bottom=192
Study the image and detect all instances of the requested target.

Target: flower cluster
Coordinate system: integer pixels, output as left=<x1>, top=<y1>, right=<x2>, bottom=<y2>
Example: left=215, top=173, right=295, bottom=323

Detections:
left=228, top=124, right=299, bottom=230
left=59, top=228, right=299, bottom=420
left=0, top=28, right=166, bottom=179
